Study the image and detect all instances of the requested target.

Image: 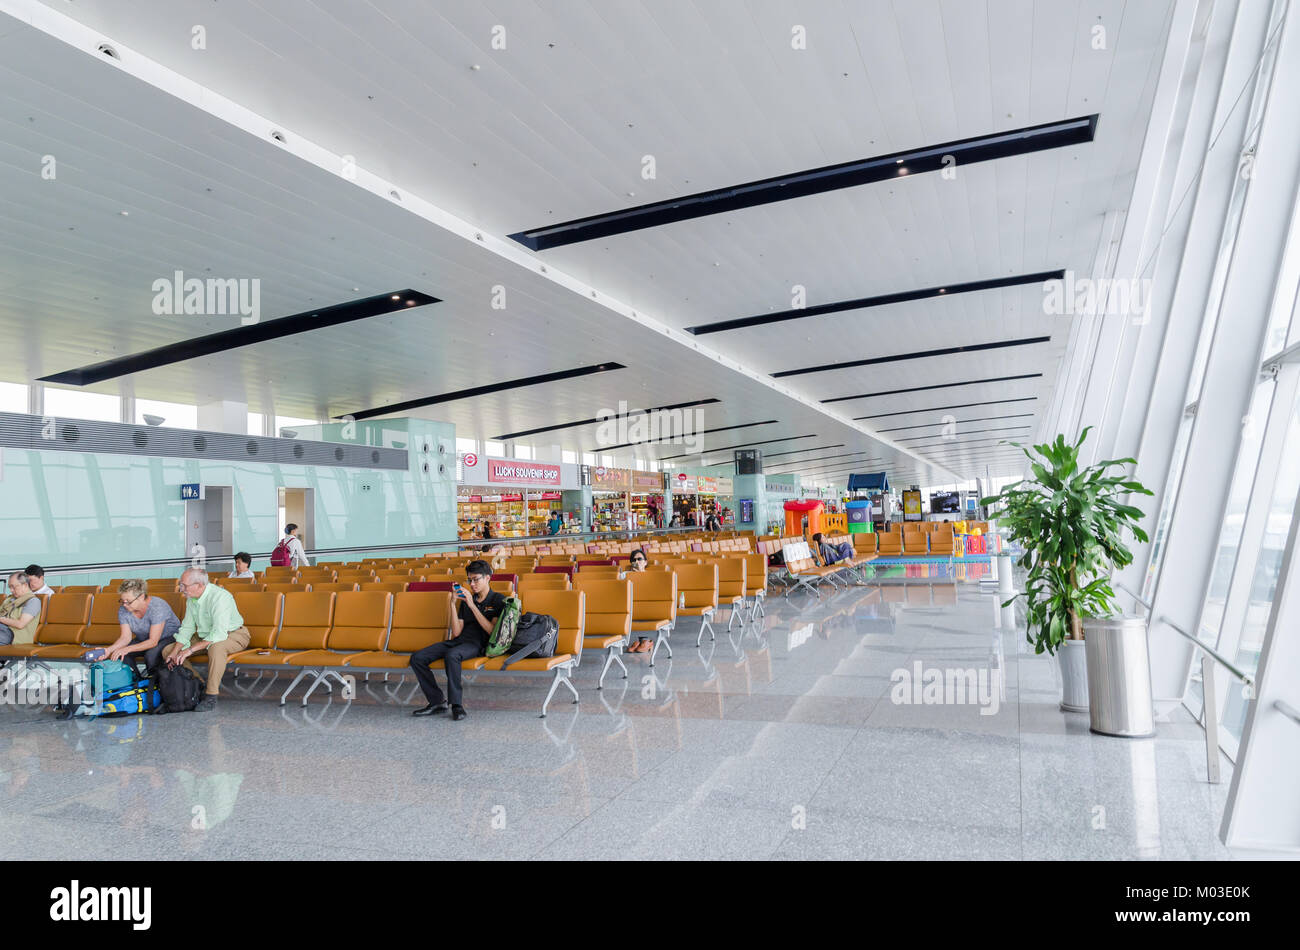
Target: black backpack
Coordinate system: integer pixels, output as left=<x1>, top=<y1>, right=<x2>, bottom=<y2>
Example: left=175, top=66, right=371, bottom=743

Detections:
left=501, top=613, right=558, bottom=670
left=154, top=665, right=204, bottom=713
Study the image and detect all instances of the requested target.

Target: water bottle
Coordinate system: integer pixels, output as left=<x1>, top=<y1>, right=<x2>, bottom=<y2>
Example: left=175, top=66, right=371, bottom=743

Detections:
left=678, top=592, right=686, bottom=609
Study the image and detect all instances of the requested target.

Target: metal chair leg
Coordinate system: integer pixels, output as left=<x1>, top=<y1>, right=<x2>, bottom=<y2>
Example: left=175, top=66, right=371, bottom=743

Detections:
left=279, top=668, right=314, bottom=705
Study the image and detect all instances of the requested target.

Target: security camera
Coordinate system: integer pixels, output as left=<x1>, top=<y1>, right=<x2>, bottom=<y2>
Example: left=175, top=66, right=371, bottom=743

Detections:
left=143, top=414, right=165, bottom=426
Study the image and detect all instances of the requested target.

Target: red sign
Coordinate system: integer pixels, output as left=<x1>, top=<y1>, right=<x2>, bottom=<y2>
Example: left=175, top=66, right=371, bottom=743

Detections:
left=488, top=460, right=561, bottom=486
left=499, top=493, right=523, bottom=501
left=463, top=452, right=478, bottom=467
left=677, top=473, right=687, bottom=482
left=539, top=491, right=562, bottom=500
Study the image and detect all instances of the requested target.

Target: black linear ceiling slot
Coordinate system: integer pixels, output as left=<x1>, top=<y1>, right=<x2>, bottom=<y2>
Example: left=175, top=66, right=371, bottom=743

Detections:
left=775, top=459, right=888, bottom=478
left=685, top=270, right=1064, bottom=336
left=763, top=444, right=846, bottom=459
left=495, top=398, right=720, bottom=441
left=40, top=290, right=439, bottom=386
left=764, top=450, right=879, bottom=469
left=598, top=419, right=777, bottom=452
left=899, top=426, right=1033, bottom=445
left=659, top=433, right=818, bottom=461
left=774, top=337, right=1051, bottom=378
left=823, top=374, right=1044, bottom=404
left=509, top=116, right=1098, bottom=251
left=343, top=363, right=624, bottom=422
left=878, top=413, right=1035, bottom=433
left=856, top=397, right=1037, bottom=420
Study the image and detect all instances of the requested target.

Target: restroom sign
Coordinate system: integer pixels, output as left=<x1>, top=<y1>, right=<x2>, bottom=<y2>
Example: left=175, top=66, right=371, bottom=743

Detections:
left=180, top=483, right=202, bottom=500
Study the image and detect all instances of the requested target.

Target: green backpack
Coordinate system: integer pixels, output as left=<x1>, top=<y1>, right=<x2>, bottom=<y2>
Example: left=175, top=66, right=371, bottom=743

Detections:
left=485, top=596, right=523, bottom=657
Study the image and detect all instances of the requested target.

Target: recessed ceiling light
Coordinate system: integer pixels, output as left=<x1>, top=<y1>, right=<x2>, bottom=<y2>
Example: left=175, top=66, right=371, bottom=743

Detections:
left=470, top=64, right=481, bottom=70
left=406, top=300, right=415, bottom=306
left=119, top=210, right=129, bottom=216
left=895, top=158, right=904, bottom=164
left=938, top=288, right=946, bottom=293
left=391, top=294, right=400, bottom=300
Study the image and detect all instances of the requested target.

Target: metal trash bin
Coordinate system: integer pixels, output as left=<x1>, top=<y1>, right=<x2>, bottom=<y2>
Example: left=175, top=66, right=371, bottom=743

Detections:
left=1083, top=617, right=1155, bottom=737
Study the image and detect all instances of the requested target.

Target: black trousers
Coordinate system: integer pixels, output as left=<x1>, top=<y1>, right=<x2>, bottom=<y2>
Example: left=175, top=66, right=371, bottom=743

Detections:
left=409, top=633, right=485, bottom=707
left=130, top=636, right=175, bottom=678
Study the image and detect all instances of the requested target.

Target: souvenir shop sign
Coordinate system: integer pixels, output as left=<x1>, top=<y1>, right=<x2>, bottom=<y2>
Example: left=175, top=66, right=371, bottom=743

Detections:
left=588, top=465, right=632, bottom=490
left=673, top=473, right=698, bottom=493
left=632, top=472, right=664, bottom=491
left=488, top=459, right=562, bottom=486
left=696, top=476, right=718, bottom=494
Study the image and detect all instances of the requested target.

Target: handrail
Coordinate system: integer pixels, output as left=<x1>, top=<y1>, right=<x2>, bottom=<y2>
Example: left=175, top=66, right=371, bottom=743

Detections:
left=1156, top=614, right=1254, bottom=686
left=2, top=525, right=729, bottom=579
left=1114, top=581, right=1152, bottom=611
left=1275, top=700, right=1300, bottom=727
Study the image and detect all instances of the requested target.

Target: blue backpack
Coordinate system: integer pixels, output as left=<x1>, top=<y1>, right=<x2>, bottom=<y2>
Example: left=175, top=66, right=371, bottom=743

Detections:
left=63, top=661, right=162, bottom=718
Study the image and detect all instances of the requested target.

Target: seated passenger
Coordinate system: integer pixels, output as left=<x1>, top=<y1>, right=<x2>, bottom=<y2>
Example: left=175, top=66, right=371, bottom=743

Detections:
left=623, top=549, right=654, bottom=653
left=409, top=559, right=505, bottom=722
left=812, top=532, right=853, bottom=566
left=228, top=553, right=255, bottom=579
left=24, top=565, right=55, bottom=596
left=109, top=578, right=180, bottom=674
left=0, top=573, right=41, bottom=646
left=159, top=568, right=251, bottom=713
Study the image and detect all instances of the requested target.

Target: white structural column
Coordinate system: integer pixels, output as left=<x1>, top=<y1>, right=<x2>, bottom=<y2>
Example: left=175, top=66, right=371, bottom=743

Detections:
left=198, top=400, right=249, bottom=434
left=1115, top=0, right=1267, bottom=591
left=1147, top=1, right=1300, bottom=702
left=1222, top=477, right=1300, bottom=852
left=1108, top=0, right=1244, bottom=466
left=1072, top=0, right=1203, bottom=466
left=1086, top=0, right=1213, bottom=464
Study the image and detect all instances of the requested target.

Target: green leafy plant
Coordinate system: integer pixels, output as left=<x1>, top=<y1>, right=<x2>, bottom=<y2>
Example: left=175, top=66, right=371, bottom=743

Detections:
left=979, top=427, right=1152, bottom=655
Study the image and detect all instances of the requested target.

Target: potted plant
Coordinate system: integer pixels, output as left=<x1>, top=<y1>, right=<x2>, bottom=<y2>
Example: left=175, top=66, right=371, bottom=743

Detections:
left=980, top=428, right=1153, bottom=719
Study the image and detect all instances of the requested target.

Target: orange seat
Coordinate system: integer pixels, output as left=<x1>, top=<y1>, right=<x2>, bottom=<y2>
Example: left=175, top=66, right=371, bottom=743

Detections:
left=573, top=577, right=632, bottom=688
left=230, top=592, right=333, bottom=665
left=627, top=569, right=676, bottom=663
left=0, top=593, right=89, bottom=657
left=345, top=591, right=453, bottom=669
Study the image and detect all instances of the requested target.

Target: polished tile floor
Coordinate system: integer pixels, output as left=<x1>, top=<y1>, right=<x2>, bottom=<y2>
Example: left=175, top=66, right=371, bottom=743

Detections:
left=0, top=576, right=1234, bottom=860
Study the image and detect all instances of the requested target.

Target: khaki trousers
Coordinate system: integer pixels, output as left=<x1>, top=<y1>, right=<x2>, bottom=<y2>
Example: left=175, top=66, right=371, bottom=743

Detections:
left=163, top=626, right=251, bottom=695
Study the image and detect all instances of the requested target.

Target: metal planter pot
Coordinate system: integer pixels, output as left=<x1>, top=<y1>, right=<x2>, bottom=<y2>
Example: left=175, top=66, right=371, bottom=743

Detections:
left=1083, top=616, right=1155, bottom=738
left=1057, top=638, right=1088, bottom=712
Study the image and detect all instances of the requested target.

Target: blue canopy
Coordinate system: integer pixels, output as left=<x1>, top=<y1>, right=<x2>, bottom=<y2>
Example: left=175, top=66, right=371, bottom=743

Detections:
left=847, top=472, right=889, bottom=492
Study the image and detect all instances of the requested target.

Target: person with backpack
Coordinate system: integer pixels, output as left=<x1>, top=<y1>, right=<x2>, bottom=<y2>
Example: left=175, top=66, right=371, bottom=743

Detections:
left=159, top=568, right=251, bottom=712
left=271, top=524, right=310, bottom=569
left=408, top=559, right=505, bottom=722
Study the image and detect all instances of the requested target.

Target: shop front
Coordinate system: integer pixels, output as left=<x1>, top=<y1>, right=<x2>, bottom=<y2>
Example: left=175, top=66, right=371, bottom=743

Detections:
left=630, top=471, right=667, bottom=528
left=670, top=473, right=699, bottom=525
left=457, top=456, right=575, bottom=538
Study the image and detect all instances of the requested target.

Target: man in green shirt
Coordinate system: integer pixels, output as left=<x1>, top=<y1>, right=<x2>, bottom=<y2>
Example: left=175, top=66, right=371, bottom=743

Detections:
left=161, top=568, right=250, bottom=711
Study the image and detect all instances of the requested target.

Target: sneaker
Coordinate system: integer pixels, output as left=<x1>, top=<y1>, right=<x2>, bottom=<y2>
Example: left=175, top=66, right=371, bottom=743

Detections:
left=195, top=696, right=218, bottom=713
left=451, top=705, right=467, bottom=721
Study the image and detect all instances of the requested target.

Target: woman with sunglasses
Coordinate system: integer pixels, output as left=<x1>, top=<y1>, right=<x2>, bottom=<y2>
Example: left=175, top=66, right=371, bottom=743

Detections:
left=624, top=549, right=655, bottom=653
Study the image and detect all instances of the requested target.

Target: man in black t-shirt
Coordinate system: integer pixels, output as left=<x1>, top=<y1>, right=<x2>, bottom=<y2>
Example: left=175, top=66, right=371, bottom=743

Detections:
left=409, top=560, right=505, bottom=721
